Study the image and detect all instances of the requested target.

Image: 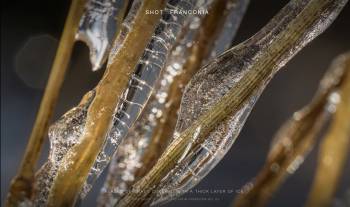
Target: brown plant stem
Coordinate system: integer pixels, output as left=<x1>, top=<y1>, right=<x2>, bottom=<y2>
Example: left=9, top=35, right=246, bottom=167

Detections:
left=305, top=53, right=350, bottom=207
left=116, top=0, right=345, bottom=206
left=46, top=1, right=166, bottom=206
left=6, top=0, right=86, bottom=206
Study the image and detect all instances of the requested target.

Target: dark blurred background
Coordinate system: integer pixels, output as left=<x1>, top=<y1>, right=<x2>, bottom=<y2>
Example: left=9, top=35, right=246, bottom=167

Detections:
left=1, top=0, right=349, bottom=206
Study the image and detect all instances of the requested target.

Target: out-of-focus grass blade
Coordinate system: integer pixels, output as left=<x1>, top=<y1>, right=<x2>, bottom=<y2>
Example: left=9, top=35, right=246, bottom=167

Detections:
left=232, top=53, right=349, bottom=207
left=6, top=0, right=86, bottom=206
left=305, top=53, right=350, bottom=207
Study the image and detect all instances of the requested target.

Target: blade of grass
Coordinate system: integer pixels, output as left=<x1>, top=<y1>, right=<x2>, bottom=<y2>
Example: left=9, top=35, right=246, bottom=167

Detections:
left=116, top=0, right=347, bottom=206
left=6, top=0, right=86, bottom=205
left=232, top=54, right=348, bottom=207
left=46, top=1, right=166, bottom=206
left=305, top=53, right=350, bottom=207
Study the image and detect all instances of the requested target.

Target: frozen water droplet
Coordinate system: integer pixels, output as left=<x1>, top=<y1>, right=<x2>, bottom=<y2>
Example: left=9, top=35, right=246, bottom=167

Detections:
left=76, top=0, right=127, bottom=71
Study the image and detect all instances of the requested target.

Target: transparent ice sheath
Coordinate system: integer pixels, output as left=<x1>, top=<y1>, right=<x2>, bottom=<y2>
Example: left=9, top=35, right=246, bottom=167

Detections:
left=151, top=0, right=348, bottom=204
left=76, top=0, right=127, bottom=71
left=97, top=0, right=250, bottom=206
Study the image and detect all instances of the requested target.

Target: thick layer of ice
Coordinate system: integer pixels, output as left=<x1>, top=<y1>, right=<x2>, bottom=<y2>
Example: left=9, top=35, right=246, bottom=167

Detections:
left=151, top=0, right=348, bottom=204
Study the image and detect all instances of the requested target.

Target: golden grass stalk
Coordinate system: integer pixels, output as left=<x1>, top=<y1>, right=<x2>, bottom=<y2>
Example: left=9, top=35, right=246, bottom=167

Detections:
left=305, top=53, right=350, bottom=207
left=6, top=0, right=86, bottom=205
left=232, top=54, right=348, bottom=207
left=46, top=1, right=167, bottom=206
left=135, top=0, right=240, bottom=180
left=116, top=0, right=346, bottom=206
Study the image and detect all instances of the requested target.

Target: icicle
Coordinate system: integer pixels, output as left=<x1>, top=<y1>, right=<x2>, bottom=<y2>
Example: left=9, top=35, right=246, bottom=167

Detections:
left=208, top=0, right=249, bottom=60
left=76, top=0, right=128, bottom=71
left=151, top=0, right=348, bottom=204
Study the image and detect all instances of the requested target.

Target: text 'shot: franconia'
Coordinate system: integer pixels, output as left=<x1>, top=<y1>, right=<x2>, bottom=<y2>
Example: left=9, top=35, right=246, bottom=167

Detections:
left=146, top=9, right=209, bottom=15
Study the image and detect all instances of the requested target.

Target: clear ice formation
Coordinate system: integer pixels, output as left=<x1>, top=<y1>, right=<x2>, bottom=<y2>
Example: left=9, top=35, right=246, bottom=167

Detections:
left=151, top=0, right=348, bottom=204
left=97, top=0, right=250, bottom=206
left=76, top=0, right=127, bottom=71
left=34, top=91, right=96, bottom=206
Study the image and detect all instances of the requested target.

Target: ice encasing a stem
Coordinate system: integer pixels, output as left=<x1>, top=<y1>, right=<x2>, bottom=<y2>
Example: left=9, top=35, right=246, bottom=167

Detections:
left=152, top=0, right=348, bottom=204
